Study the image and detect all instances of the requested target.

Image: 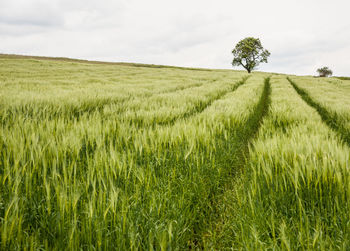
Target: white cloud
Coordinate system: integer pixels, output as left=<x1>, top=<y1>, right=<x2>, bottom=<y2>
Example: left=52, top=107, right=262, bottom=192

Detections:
left=0, top=0, right=63, bottom=26
left=1, top=0, right=349, bottom=76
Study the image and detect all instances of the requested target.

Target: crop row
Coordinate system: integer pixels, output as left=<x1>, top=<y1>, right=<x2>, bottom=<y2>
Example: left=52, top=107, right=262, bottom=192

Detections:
left=288, top=77, right=350, bottom=147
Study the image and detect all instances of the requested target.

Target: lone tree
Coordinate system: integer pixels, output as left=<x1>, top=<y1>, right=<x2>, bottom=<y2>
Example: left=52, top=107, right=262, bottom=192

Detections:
left=317, top=67, right=333, bottom=77
left=232, top=37, right=270, bottom=73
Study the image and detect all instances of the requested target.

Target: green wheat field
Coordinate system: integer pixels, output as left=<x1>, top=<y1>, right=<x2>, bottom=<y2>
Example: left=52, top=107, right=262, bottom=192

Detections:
left=1, top=55, right=350, bottom=250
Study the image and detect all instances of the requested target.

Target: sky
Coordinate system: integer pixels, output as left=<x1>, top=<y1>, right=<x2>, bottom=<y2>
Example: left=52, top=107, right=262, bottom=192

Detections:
left=1, top=0, right=349, bottom=76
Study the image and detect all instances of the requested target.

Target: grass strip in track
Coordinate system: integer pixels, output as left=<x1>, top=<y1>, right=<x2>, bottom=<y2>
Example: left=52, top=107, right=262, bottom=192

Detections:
left=151, top=75, right=270, bottom=249
left=201, top=77, right=271, bottom=249
left=287, top=77, right=350, bottom=147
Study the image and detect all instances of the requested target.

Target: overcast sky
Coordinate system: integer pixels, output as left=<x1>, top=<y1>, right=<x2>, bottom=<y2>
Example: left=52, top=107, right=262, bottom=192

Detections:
left=1, top=0, right=349, bottom=76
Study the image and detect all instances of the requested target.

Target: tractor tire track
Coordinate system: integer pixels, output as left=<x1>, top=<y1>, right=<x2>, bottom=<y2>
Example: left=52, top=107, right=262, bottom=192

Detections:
left=191, top=77, right=271, bottom=248
left=287, top=77, right=350, bottom=147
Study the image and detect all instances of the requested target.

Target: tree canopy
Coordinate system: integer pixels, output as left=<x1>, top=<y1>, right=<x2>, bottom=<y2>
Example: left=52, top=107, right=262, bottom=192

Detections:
left=232, top=37, right=270, bottom=73
left=317, top=67, right=333, bottom=77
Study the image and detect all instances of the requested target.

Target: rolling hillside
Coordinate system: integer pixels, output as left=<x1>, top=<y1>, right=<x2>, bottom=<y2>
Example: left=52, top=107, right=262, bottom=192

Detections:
left=1, top=55, right=350, bottom=250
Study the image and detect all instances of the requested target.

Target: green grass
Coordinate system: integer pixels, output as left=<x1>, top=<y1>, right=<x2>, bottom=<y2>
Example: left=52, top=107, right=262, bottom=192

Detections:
left=334, top=76, right=350, bottom=81
left=210, top=76, right=350, bottom=250
left=0, top=56, right=349, bottom=250
left=287, top=77, right=350, bottom=147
